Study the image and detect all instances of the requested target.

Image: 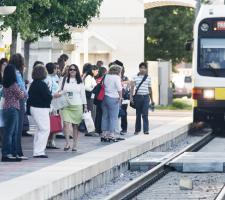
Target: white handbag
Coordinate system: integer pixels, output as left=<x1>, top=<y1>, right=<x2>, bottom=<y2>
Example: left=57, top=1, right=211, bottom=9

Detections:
left=82, top=111, right=95, bottom=133
left=51, top=94, right=70, bottom=111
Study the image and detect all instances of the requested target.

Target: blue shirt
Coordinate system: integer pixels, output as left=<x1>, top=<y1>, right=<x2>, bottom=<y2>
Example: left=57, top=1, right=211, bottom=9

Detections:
left=16, top=70, right=28, bottom=98
left=44, top=75, right=59, bottom=95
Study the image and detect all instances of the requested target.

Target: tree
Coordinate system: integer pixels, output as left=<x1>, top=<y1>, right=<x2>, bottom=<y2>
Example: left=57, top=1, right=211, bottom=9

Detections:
left=0, top=0, right=103, bottom=66
left=145, top=6, right=195, bottom=66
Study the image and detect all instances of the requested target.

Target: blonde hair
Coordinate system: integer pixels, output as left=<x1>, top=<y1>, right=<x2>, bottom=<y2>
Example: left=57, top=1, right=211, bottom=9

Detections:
left=108, top=64, right=122, bottom=75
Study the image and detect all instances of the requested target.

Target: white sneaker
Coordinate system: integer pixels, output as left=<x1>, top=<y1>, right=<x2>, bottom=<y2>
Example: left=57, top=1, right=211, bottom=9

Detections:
left=17, top=156, right=29, bottom=160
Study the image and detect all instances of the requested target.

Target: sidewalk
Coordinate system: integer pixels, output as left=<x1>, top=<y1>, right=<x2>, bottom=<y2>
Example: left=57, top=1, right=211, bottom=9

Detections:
left=0, top=110, right=192, bottom=183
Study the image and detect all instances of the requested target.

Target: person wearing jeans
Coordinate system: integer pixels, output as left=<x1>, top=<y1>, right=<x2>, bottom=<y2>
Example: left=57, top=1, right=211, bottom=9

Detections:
left=101, top=64, right=122, bottom=142
left=9, top=54, right=28, bottom=160
left=135, top=95, right=150, bottom=133
left=101, top=96, right=120, bottom=133
left=2, top=64, right=24, bottom=162
left=130, top=62, right=154, bottom=135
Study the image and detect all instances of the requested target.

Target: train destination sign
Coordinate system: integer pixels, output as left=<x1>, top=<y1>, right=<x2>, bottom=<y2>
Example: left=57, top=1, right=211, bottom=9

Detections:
left=214, top=21, right=225, bottom=31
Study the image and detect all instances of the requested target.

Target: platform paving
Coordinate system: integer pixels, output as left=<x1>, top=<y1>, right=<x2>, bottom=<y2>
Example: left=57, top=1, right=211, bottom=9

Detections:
left=129, top=152, right=174, bottom=171
left=169, top=152, right=225, bottom=172
left=0, top=111, right=191, bottom=184
left=0, top=116, right=191, bottom=200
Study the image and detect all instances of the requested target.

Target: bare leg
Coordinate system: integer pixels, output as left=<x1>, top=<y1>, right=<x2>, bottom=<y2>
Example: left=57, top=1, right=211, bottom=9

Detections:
left=72, top=124, right=78, bottom=150
left=63, top=122, right=71, bottom=148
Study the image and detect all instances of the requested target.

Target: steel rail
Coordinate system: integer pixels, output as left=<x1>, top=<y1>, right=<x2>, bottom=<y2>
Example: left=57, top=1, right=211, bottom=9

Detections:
left=215, top=184, right=225, bottom=200
left=105, top=131, right=214, bottom=200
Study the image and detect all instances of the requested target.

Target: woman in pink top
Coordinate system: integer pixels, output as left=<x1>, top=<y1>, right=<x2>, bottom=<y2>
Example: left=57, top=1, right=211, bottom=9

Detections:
left=1, top=64, right=24, bottom=162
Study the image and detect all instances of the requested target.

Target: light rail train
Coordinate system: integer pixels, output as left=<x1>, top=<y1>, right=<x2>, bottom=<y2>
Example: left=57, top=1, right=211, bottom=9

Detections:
left=192, top=5, right=225, bottom=131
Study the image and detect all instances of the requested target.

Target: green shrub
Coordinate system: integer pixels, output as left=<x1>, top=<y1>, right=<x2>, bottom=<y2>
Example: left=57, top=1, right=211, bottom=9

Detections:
left=156, top=99, right=192, bottom=110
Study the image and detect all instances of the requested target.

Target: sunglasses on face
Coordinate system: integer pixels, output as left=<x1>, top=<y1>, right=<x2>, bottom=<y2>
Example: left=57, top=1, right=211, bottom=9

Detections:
left=69, top=68, right=76, bottom=72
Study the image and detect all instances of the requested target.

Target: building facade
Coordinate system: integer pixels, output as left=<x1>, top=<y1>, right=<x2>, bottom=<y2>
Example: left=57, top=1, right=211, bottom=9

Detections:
left=22, top=0, right=145, bottom=79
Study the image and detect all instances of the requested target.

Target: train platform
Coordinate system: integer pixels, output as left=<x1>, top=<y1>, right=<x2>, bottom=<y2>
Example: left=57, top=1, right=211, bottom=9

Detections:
left=0, top=111, right=192, bottom=200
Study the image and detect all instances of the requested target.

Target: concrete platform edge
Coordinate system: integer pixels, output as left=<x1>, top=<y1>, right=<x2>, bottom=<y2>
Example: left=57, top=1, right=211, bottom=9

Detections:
left=0, top=117, right=192, bottom=200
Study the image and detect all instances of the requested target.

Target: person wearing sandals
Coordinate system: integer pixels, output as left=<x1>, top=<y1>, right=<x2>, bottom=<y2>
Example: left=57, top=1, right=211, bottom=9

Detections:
left=59, top=64, right=87, bottom=151
left=101, top=64, right=123, bottom=142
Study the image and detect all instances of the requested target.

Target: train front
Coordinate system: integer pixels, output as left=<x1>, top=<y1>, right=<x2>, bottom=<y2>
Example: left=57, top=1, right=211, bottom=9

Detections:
left=193, top=5, right=225, bottom=130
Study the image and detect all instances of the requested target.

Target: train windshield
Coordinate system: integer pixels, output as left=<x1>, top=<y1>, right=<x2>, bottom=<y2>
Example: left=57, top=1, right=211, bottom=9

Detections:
left=199, top=38, right=225, bottom=77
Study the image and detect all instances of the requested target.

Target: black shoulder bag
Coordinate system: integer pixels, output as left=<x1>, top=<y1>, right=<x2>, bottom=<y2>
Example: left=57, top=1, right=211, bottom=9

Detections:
left=130, top=75, right=148, bottom=109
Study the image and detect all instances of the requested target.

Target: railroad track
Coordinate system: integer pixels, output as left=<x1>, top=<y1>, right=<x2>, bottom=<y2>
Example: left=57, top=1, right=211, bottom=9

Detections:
left=215, top=185, right=225, bottom=200
left=105, top=131, right=214, bottom=200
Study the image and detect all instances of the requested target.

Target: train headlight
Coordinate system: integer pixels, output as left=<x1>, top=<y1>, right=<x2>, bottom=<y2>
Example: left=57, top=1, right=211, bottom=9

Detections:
left=201, top=23, right=209, bottom=32
left=203, top=89, right=215, bottom=99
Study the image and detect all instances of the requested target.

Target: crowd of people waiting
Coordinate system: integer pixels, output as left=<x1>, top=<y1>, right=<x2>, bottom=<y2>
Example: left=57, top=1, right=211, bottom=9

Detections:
left=0, top=53, right=154, bottom=162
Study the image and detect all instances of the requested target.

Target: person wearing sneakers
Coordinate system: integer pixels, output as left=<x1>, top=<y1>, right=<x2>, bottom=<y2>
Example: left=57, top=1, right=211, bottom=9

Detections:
left=130, top=62, right=154, bottom=135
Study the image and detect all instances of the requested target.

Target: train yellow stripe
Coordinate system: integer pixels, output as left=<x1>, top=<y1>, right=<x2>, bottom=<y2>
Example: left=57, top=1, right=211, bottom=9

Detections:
left=215, top=88, right=225, bottom=100
left=193, top=100, right=197, bottom=107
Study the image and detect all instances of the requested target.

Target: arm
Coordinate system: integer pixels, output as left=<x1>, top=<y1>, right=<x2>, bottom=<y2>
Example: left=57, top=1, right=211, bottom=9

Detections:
left=84, top=76, right=96, bottom=91
left=14, top=84, right=24, bottom=100
left=40, top=82, right=53, bottom=103
left=149, top=87, right=154, bottom=104
left=80, top=83, right=88, bottom=111
left=148, top=77, right=154, bottom=104
left=130, top=80, right=135, bottom=102
left=118, top=90, right=123, bottom=100
left=115, top=76, right=123, bottom=100
left=16, top=71, right=28, bottom=98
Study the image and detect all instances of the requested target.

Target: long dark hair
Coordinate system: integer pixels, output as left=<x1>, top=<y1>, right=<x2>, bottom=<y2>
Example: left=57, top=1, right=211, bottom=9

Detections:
left=0, top=58, right=8, bottom=84
left=66, top=64, right=82, bottom=84
left=85, top=65, right=98, bottom=78
left=9, top=54, right=25, bottom=74
left=58, top=54, right=69, bottom=73
left=3, top=64, right=17, bottom=88
left=82, top=63, right=92, bottom=75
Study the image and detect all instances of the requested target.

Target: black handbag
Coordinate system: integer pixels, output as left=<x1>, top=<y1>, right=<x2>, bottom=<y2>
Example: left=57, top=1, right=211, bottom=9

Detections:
left=123, top=88, right=130, bottom=100
left=130, top=75, right=148, bottom=109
